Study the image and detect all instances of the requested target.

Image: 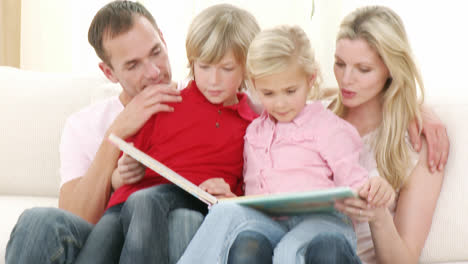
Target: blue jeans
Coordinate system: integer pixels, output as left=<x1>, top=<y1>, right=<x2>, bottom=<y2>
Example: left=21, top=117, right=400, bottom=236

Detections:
left=6, top=207, right=93, bottom=264
left=78, top=184, right=206, bottom=264
left=6, top=185, right=205, bottom=264
left=228, top=231, right=361, bottom=264
left=178, top=203, right=357, bottom=264
left=305, top=232, right=362, bottom=264
left=228, top=230, right=273, bottom=264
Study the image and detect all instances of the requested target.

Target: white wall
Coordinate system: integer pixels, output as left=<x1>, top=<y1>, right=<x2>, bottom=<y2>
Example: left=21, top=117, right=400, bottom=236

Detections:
left=17, top=0, right=468, bottom=100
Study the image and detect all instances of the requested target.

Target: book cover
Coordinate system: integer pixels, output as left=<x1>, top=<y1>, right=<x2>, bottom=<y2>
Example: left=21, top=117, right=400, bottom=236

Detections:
left=108, top=134, right=356, bottom=215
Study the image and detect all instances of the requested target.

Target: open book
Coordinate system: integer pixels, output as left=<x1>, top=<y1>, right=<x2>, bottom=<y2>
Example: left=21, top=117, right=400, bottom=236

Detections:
left=108, top=134, right=356, bottom=215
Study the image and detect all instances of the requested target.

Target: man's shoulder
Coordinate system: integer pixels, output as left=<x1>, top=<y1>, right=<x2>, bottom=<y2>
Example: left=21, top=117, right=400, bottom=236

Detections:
left=67, top=96, right=122, bottom=125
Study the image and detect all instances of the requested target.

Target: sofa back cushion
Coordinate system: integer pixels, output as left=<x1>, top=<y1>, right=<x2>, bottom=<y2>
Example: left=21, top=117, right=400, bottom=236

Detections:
left=420, top=99, right=468, bottom=262
left=0, top=66, right=120, bottom=197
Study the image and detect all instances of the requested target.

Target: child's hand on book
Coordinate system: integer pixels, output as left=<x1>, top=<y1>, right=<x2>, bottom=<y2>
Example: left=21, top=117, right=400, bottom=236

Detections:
left=116, top=151, right=146, bottom=185
left=358, top=176, right=395, bottom=208
left=199, top=178, right=236, bottom=198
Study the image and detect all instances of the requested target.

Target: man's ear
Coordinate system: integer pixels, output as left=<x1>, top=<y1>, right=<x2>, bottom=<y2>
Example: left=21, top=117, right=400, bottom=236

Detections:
left=99, top=62, right=118, bottom=83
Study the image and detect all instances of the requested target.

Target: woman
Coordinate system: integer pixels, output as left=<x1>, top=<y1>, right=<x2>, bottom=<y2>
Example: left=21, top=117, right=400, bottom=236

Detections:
left=229, top=5, right=446, bottom=264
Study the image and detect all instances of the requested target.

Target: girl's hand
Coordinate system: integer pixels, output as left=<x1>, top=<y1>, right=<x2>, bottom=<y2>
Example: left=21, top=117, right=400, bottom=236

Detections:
left=358, top=177, right=395, bottom=208
left=199, top=178, right=236, bottom=198
left=335, top=197, right=388, bottom=223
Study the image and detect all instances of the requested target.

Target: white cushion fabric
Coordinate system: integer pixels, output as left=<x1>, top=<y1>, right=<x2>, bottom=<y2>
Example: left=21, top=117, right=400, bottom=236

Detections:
left=420, top=101, right=468, bottom=263
left=0, top=66, right=120, bottom=197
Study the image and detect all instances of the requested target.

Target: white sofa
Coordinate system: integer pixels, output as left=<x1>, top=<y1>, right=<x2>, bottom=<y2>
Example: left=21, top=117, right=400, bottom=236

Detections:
left=0, top=66, right=467, bottom=263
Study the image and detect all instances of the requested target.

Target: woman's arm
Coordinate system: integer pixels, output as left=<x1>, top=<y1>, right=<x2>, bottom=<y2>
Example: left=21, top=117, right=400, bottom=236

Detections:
left=369, top=142, right=444, bottom=263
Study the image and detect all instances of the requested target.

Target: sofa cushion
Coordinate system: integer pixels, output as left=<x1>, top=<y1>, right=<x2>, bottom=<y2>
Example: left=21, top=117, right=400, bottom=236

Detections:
left=419, top=100, right=468, bottom=263
left=0, top=66, right=120, bottom=197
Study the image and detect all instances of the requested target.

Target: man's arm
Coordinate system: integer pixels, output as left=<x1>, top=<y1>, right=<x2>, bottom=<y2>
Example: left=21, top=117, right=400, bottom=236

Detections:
left=59, top=84, right=181, bottom=224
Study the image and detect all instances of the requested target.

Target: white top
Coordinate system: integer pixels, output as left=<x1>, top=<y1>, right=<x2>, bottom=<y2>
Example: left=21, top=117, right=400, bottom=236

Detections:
left=58, top=80, right=189, bottom=187
left=59, top=96, right=124, bottom=187
left=356, top=130, right=419, bottom=263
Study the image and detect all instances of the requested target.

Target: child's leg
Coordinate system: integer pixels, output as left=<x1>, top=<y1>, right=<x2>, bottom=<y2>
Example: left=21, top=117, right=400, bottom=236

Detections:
left=119, top=184, right=206, bottom=264
left=168, top=208, right=204, bottom=263
left=227, top=230, right=274, bottom=264
left=273, top=212, right=357, bottom=264
left=304, top=232, right=362, bottom=264
left=178, top=203, right=286, bottom=264
left=75, top=204, right=124, bottom=264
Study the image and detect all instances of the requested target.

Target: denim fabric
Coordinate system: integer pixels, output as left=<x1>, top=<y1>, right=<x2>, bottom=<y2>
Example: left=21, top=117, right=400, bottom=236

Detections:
left=75, top=204, right=124, bottom=264
left=6, top=207, right=93, bottom=264
left=6, top=184, right=207, bottom=264
left=118, top=184, right=207, bottom=264
left=168, top=208, right=204, bottom=263
left=228, top=230, right=273, bottom=264
left=178, top=203, right=357, bottom=264
left=305, top=232, right=362, bottom=264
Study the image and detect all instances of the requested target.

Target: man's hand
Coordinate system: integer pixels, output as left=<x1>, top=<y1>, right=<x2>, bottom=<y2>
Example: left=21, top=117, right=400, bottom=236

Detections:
left=199, top=178, right=236, bottom=198
left=408, top=106, right=449, bottom=172
left=110, top=83, right=182, bottom=139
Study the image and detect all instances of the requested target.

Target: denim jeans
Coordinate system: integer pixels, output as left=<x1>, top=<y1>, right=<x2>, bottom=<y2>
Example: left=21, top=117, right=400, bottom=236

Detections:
left=6, top=207, right=93, bottom=264
left=74, top=204, right=124, bottom=264
left=118, top=184, right=207, bottom=264
left=178, top=203, right=357, bottom=264
left=305, top=232, right=362, bottom=264
left=6, top=185, right=205, bottom=264
left=228, top=230, right=273, bottom=264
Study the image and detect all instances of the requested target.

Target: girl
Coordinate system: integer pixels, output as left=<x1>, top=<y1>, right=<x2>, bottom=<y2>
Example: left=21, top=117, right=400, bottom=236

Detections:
left=177, top=25, right=394, bottom=264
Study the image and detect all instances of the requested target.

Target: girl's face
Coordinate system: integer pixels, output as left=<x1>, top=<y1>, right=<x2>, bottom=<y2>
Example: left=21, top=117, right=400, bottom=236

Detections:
left=254, top=62, right=313, bottom=123
left=194, top=49, right=244, bottom=106
left=334, top=38, right=390, bottom=110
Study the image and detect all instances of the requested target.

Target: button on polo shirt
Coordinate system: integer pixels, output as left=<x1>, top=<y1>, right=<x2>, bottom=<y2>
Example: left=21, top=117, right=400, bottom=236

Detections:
left=108, top=80, right=258, bottom=208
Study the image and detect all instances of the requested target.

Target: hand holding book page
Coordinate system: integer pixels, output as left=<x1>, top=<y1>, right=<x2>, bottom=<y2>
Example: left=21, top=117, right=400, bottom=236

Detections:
left=108, top=134, right=357, bottom=215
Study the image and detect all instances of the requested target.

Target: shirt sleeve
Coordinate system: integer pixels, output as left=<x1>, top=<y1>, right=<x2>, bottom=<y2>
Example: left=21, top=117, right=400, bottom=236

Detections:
left=59, top=117, right=93, bottom=187
left=319, top=116, right=368, bottom=190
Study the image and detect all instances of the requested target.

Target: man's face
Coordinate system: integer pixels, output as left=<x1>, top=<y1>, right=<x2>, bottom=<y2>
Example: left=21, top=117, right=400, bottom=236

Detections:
left=100, top=16, right=172, bottom=105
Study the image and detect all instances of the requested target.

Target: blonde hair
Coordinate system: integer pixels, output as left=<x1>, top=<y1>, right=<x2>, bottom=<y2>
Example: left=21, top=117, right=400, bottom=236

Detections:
left=246, top=25, right=322, bottom=99
left=186, top=4, right=260, bottom=90
left=332, top=6, right=424, bottom=189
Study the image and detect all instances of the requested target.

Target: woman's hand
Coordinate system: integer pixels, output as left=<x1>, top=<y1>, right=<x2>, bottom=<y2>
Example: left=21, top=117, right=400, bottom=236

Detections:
left=335, top=197, right=388, bottom=223
left=408, top=105, right=449, bottom=172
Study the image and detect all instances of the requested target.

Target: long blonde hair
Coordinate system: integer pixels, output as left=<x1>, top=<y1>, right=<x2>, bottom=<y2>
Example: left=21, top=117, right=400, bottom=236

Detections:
left=185, top=4, right=260, bottom=91
left=246, top=25, right=322, bottom=99
left=332, top=6, right=424, bottom=189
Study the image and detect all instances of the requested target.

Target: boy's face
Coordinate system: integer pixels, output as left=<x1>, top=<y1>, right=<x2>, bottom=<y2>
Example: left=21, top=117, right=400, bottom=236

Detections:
left=254, top=63, right=313, bottom=123
left=194, top=49, right=243, bottom=106
left=99, top=16, right=172, bottom=105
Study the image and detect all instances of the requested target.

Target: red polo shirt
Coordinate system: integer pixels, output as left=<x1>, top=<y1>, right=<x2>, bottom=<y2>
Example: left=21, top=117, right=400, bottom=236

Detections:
left=107, top=81, right=258, bottom=208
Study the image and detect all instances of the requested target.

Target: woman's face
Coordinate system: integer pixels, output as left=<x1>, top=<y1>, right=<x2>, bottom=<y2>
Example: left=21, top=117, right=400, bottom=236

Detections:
left=334, top=38, right=390, bottom=109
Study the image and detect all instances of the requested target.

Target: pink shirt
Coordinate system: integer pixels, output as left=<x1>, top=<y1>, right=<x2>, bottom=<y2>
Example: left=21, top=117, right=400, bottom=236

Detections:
left=243, top=102, right=368, bottom=195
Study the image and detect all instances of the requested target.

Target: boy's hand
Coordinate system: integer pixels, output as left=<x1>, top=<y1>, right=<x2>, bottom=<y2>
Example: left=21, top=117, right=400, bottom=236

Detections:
left=116, top=151, right=146, bottom=185
left=199, top=178, right=236, bottom=198
left=408, top=105, right=449, bottom=172
left=358, top=177, right=395, bottom=208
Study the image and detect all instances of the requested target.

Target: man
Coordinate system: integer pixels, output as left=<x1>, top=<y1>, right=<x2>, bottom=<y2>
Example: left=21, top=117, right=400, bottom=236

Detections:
left=6, top=2, right=202, bottom=263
